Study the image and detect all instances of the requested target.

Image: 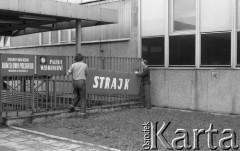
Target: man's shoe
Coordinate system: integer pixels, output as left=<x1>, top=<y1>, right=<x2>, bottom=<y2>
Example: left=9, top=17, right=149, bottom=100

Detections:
left=80, top=113, right=87, bottom=119
left=68, top=108, right=75, bottom=113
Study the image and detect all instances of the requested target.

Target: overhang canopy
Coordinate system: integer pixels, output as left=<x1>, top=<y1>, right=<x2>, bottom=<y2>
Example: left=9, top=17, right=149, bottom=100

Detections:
left=0, top=0, right=118, bottom=36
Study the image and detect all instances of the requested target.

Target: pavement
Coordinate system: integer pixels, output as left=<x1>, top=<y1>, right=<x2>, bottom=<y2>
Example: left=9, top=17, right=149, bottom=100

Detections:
left=0, top=127, right=120, bottom=151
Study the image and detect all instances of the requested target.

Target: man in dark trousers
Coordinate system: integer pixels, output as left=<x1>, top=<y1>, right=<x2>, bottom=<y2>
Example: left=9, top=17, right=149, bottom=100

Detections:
left=67, top=53, right=88, bottom=116
left=135, top=60, right=151, bottom=109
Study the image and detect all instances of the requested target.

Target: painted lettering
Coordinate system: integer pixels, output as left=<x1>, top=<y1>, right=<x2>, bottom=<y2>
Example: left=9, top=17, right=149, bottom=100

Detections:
left=124, top=79, right=130, bottom=90
left=118, top=78, right=123, bottom=90
left=110, top=78, right=117, bottom=90
left=105, top=77, right=111, bottom=89
left=99, top=77, right=105, bottom=89
left=93, top=76, right=99, bottom=88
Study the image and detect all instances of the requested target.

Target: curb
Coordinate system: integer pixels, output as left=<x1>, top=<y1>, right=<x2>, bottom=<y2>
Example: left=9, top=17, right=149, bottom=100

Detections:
left=10, top=126, right=121, bottom=151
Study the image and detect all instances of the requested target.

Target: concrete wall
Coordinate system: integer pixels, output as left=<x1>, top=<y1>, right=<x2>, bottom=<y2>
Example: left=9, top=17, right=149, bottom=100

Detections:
left=0, top=40, right=137, bottom=57
left=0, top=45, right=75, bottom=56
left=151, top=69, right=240, bottom=114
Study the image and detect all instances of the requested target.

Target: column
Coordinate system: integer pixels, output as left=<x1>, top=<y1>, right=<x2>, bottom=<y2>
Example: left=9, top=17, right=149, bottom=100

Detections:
left=76, top=20, right=82, bottom=54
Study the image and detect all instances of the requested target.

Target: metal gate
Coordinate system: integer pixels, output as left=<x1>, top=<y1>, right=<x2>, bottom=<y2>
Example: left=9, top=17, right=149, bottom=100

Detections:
left=1, top=56, right=142, bottom=118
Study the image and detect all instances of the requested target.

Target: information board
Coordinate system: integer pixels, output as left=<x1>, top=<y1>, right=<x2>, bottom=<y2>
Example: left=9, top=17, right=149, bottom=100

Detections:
left=1, top=54, right=35, bottom=76
left=86, top=69, right=141, bottom=95
left=37, top=55, right=66, bottom=75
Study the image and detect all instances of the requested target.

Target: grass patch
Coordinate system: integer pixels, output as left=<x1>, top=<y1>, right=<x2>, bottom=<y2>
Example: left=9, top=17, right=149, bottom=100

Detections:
left=21, top=108, right=240, bottom=151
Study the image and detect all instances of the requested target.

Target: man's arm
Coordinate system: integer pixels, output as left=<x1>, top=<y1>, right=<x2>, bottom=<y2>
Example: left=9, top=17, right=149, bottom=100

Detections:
left=66, top=65, right=73, bottom=76
left=136, top=68, right=149, bottom=77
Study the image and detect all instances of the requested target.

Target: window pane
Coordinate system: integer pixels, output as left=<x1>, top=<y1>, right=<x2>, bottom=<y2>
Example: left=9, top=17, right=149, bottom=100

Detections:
left=237, top=32, right=240, bottom=65
left=238, top=0, right=240, bottom=29
left=71, top=29, right=76, bottom=41
left=51, top=31, right=58, bottom=44
left=141, top=0, right=166, bottom=36
left=200, top=0, right=231, bottom=32
left=173, top=0, right=196, bottom=31
left=42, top=32, right=49, bottom=45
left=169, top=35, right=195, bottom=65
left=0, top=37, right=4, bottom=48
left=61, top=30, right=68, bottom=42
left=142, top=37, right=164, bottom=66
left=201, top=33, right=231, bottom=66
left=4, top=36, right=10, bottom=47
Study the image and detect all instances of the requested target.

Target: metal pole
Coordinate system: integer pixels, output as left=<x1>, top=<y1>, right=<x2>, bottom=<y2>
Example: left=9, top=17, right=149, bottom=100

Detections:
left=0, top=54, right=2, bottom=126
left=76, top=20, right=82, bottom=54
left=0, top=76, right=2, bottom=126
left=30, top=78, right=35, bottom=112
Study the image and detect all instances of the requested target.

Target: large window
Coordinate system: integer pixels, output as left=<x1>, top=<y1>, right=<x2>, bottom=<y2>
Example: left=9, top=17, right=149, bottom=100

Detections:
left=201, top=33, right=231, bottom=66
left=142, top=37, right=164, bottom=66
left=169, top=35, right=195, bottom=66
left=173, top=0, right=196, bottom=31
left=200, top=0, right=231, bottom=32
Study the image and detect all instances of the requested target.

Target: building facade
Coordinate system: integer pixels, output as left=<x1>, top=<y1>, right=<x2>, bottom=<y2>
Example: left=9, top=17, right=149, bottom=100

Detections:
left=1, top=0, right=240, bottom=114
left=0, top=0, right=140, bottom=58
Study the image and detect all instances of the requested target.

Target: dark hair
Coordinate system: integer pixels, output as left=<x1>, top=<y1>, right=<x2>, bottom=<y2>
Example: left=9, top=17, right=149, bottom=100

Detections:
left=142, top=60, right=149, bottom=65
left=75, top=53, right=84, bottom=62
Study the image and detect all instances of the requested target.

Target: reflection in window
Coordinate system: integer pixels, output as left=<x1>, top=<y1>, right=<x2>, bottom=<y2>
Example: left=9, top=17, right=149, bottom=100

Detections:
left=0, top=37, right=3, bottom=48
left=169, top=35, right=195, bottom=65
left=238, top=0, right=240, bottom=29
left=200, top=0, right=231, bottom=32
left=141, top=0, right=166, bottom=36
left=142, top=37, right=164, bottom=66
left=201, top=33, right=231, bottom=66
left=173, top=0, right=196, bottom=31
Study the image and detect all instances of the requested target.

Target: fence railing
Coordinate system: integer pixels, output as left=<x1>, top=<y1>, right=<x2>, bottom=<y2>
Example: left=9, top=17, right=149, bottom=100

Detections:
left=1, top=56, right=142, bottom=117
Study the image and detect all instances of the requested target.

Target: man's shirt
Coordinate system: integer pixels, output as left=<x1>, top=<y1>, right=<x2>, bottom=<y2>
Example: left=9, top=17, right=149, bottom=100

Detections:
left=136, top=67, right=151, bottom=85
left=67, top=62, right=88, bottom=80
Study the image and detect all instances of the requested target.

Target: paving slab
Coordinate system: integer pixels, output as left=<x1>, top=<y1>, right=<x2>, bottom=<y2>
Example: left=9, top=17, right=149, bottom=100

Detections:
left=0, top=127, right=121, bottom=151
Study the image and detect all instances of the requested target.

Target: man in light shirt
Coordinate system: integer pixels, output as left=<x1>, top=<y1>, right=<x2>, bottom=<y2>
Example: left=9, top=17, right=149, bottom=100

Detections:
left=67, top=53, right=88, bottom=116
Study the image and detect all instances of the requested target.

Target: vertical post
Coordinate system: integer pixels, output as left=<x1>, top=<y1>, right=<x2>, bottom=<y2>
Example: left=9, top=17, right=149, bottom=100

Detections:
left=0, top=54, right=2, bottom=126
left=30, top=78, right=35, bottom=112
left=76, top=20, right=82, bottom=54
left=232, top=0, right=237, bottom=69
left=164, top=0, right=169, bottom=68
left=196, top=0, right=201, bottom=69
left=53, top=80, right=56, bottom=108
left=39, top=33, right=42, bottom=46
left=46, top=79, right=49, bottom=108
left=0, top=76, right=2, bottom=126
left=137, top=0, right=142, bottom=58
left=20, top=78, right=26, bottom=92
